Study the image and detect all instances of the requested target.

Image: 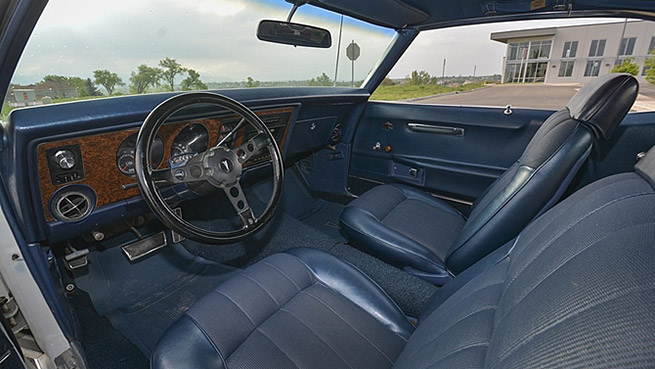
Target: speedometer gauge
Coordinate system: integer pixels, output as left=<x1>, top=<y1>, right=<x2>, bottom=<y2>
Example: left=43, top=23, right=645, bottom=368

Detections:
left=116, top=133, right=164, bottom=177
left=170, top=123, right=209, bottom=166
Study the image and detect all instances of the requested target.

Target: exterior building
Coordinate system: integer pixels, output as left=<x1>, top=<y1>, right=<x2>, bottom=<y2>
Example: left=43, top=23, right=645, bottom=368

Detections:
left=12, top=89, right=36, bottom=104
left=6, top=81, right=78, bottom=107
left=491, top=20, right=655, bottom=84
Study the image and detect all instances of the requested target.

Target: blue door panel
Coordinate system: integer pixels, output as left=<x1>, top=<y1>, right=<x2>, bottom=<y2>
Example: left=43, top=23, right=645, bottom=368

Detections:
left=350, top=102, right=553, bottom=200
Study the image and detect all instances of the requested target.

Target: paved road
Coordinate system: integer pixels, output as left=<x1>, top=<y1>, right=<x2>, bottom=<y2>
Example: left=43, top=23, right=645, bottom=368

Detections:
left=410, top=82, right=655, bottom=112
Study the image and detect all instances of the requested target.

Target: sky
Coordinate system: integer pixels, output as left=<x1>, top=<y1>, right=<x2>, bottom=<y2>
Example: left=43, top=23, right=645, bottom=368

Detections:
left=11, top=0, right=629, bottom=87
left=12, top=0, right=394, bottom=86
left=387, top=18, right=624, bottom=79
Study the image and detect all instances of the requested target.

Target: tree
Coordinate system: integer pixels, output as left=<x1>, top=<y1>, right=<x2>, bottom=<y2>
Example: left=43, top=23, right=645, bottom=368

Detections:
left=380, top=77, right=395, bottom=86
left=308, top=72, right=332, bottom=86
left=38, top=75, right=86, bottom=97
left=611, top=58, right=640, bottom=76
left=245, top=76, right=260, bottom=88
left=409, top=70, right=433, bottom=85
left=645, top=50, right=655, bottom=85
left=181, top=69, right=208, bottom=91
left=129, top=64, right=161, bottom=94
left=159, top=57, right=186, bottom=91
left=93, top=69, right=124, bottom=95
left=84, top=78, right=101, bottom=96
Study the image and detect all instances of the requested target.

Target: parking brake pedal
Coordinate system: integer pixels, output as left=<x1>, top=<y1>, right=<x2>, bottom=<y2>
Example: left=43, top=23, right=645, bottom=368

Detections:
left=64, top=246, right=89, bottom=271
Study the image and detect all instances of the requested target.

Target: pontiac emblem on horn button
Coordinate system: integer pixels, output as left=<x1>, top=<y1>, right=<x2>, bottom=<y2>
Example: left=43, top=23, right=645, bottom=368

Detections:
left=219, top=158, right=233, bottom=173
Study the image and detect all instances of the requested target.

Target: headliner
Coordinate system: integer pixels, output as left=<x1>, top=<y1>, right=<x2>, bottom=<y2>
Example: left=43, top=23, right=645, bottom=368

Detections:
left=295, top=0, right=655, bottom=30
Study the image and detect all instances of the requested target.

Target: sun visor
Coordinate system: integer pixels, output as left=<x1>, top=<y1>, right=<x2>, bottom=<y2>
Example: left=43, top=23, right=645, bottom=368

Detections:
left=310, top=0, right=428, bottom=29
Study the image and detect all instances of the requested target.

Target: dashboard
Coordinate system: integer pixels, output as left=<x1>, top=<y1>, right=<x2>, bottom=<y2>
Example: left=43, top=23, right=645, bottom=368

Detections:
left=37, top=106, right=294, bottom=223
left=1, top=88, right=370, bottom=243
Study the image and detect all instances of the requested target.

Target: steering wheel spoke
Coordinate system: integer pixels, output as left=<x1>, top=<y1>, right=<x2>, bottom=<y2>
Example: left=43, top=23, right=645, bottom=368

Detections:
left=235, top=133, right=270, bottom=164
left=223, top=182, right=255, bottom=227
left=152, top=154, right=209, bottom=185
left=151, top=167, right=175, bottom=185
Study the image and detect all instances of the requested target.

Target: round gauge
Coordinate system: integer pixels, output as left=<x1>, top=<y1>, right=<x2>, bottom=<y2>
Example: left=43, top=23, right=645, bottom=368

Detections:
left=170, top=123, right=209, bottom=166
left=116, top=133, right=164, bottom=177
left=117, top=150, right=136, bottom=176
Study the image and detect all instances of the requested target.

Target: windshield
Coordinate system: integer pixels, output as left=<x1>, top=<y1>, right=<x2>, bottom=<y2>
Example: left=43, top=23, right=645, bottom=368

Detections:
left=5, top=0, right=395, bottom=116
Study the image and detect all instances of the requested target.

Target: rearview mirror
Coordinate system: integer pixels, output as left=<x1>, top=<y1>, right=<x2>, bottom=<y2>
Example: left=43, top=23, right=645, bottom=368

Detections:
left=257, top=20, right=332, bottom=48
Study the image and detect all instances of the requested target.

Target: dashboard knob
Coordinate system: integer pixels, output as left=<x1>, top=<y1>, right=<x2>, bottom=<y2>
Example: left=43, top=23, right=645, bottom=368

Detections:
left=54, top=150, right=76, bottom=169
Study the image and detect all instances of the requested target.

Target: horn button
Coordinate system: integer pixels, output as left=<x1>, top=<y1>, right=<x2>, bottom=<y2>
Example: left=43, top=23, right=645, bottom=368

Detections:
left=203, top=147, right=242, bottom=187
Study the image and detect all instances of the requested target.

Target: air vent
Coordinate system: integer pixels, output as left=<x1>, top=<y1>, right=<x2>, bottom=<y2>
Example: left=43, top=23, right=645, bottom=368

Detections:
left=54, top=192, right=92, bottom=222
left=330, top=124, right=342, bottom=144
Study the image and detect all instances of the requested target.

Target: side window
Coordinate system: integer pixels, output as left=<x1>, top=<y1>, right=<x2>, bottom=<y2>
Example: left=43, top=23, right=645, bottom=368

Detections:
left=584, top=60, right=602, bottom=77
left=616, top=37, right=638, bottom=67
left=589, top=39, right=606, bottom=57
left=373, top=19, right=655, bottom=112
left=619, top=37, right=637, bottom=56
left=585, top=39, right=606, bottom=77
left=559, top=41, right=578, bottom=77
left=562, top=41, right=578, bottom=58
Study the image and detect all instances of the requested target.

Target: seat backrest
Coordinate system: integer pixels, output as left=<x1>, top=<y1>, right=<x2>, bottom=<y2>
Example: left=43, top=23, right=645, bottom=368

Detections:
left=445, top=73, right=639, bottom=274
left=393, top=145, right=655, bottom=369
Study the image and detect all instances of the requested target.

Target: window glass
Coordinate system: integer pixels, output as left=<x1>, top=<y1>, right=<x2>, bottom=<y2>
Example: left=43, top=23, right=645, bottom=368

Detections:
left=373, top=19, right=655, bottom=111
left=562, top=41, right=578, bottom=58
left=585, top=60, right=602, bottom=76
left=619, top=37, right=637, bottom=55
left=589, top=39, right=606, bottom=57
left=5, top=0, right=394, bottom=118
left=559, top=60, right=575, bottom=77
left=528, top=41, right=551, bottom=59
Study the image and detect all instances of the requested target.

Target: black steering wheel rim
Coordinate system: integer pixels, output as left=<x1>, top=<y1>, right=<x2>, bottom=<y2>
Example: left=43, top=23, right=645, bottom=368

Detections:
left=135, top=92, right=284, bottom=244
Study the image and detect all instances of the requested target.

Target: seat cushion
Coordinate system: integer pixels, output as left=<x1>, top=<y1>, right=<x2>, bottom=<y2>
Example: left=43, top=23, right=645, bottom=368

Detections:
left=154, top=147, right=655, bottom=369
left=151, top=248, right=413, bottom=369
left=393, top=167, right=655, bottom=369
left=340, top=183, right=465, bottom=275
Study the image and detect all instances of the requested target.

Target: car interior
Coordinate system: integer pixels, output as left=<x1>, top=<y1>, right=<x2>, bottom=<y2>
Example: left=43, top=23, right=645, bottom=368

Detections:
left=0, top=0, right=654, bottom=368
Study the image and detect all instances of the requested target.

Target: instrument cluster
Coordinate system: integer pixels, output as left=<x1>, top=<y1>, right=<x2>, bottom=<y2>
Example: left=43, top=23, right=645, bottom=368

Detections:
left=115, top=133, right=164, bottom=177
left=115, top=123, right=211, bottom=176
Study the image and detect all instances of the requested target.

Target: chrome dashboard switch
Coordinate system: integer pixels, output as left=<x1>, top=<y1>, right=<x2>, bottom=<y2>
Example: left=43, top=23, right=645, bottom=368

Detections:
left=55, top=149, right=76, bottom=169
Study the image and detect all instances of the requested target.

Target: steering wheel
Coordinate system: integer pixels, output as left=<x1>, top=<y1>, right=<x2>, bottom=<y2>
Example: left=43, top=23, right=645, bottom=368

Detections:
left=135, top=92, right=284, bottom=244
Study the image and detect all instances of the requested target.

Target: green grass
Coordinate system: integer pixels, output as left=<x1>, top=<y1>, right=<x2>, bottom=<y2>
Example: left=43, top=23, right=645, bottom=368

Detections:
left=370, top=82, right=487, bottom=101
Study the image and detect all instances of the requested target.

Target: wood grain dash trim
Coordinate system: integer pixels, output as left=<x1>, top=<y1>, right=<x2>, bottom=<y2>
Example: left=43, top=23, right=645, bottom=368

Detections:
left=38, top=106, right=294, bottom=221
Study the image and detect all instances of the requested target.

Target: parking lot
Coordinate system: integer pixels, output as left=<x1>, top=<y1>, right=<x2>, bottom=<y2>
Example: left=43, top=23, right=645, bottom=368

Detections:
left=412, top=82, right=655, bottom=112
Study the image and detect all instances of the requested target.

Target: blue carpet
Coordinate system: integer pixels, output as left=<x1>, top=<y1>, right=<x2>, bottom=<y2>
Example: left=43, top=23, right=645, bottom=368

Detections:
left=296, top=199, right=346, bottom=241
left=74, top=243, right=237, bottom=356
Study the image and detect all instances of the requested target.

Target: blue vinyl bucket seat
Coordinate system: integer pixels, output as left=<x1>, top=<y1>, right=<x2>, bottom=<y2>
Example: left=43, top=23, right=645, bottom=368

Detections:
left=340, top=73, right=639, bottom=283
left=153, top=145, right=655, bottom=369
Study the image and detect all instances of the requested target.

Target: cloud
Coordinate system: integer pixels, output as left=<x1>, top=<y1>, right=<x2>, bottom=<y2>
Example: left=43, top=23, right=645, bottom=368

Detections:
left=11, top=1, right=626, bottom=87
left=388, top=18, right=623, bottom=79
left=12, top=0, right=394, bottom=86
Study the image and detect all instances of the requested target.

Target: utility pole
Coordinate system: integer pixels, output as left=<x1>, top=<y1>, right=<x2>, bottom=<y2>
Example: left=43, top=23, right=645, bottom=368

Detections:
left=352, top=40, right=355, bottom=87
left=616, top=18, right=629, bottom=66
left=442, top=58, right=446, bottom=79
left=473, top=65, right=477, bottom=78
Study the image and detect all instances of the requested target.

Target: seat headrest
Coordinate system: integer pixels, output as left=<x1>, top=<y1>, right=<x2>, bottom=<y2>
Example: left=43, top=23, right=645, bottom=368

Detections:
left=567, top=73, right=639, bottom=140
left=635, top=146, right=655, bottom=188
